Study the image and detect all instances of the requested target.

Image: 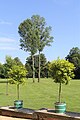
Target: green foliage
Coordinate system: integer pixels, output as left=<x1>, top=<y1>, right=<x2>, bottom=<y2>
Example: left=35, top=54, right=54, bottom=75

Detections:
left=0, top=63, right=5, bottom=78
left=3, top=56, right=15, bottom=78
left=8, top=65, right=27, bottom=85
left=66, top=47, right=80, bottom=67
left=30, top=15, right=54, bottom=52
left=18, top=17, right=37, bottom=55
left=13, top=57, right=23, bottom=66
left=3, top=56, right=24, bottom=78
left=49, top=58, right=75, bottom=84
left=66, top=47, right=80, bottom=79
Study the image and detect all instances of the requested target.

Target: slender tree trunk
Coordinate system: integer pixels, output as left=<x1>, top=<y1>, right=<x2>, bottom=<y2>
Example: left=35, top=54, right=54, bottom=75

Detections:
left=38, top=51, right=40, bottom=82
left=17, top=84, right=19, bottom=100
left=59, top=82, right=61, bottom=103
left=32, top=55, right=35, bottom=83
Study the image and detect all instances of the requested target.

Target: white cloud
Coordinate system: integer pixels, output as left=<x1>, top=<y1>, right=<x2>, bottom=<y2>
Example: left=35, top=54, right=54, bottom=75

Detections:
left=0, top=37, right=18, bottom=50
left=0, top=20, right=12, bottom=25
left=0, top=37, right=15, bottom=42
left=0, top=46, right=18, bottom=50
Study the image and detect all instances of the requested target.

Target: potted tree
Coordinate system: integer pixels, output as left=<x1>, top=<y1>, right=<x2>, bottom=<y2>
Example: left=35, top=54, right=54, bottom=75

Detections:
left=8, top=65, right=27, bottom=109
left=49, top=58, right=75, bottom=113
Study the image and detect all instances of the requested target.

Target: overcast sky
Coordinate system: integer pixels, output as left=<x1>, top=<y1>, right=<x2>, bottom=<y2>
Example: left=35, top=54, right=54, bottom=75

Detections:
left=0, top=0, right=80, bottom=64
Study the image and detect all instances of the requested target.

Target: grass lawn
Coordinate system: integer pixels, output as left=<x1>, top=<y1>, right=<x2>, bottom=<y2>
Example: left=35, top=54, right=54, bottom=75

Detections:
left=0, top=78, right=80, bottom=112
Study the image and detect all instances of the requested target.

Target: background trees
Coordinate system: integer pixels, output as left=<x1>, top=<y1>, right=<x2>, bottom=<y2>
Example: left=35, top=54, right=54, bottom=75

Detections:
left=0, top=47, right=80, bottom=80
left=66, top=47, right=80, bottom=79
left=0, top=56, right=24, bottom=79
left=18, top=15, right=53, bottom=82
left=3, top=56, right=15, bottom=78
left=0, top=63, right=5, bottom=78
left=25, top=53, right=47, bottom=78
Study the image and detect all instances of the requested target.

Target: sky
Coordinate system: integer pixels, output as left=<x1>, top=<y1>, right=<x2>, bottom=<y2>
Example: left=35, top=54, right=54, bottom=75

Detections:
left=0, top=0, right=80, bottom=64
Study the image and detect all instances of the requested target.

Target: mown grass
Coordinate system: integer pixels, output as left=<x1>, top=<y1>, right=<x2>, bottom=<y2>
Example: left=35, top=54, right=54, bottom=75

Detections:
left=0, top=78, right=80, bottom=112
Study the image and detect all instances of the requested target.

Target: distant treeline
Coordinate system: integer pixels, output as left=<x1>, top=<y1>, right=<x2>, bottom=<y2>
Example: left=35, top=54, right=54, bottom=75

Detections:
left=0, top=47, right=80, bottom=79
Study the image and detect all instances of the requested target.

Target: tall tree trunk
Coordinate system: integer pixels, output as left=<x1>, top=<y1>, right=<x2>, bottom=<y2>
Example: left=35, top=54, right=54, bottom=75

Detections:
left=59, top=82, right=61, bottom=103
left=32, top=55, right=35, bottom=83
left=38, top=51, right=40, bottom=82
left=17, top=84, right=19, bottom=100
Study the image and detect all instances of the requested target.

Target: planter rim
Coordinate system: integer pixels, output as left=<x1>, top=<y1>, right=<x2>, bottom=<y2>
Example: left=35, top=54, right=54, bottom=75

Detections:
left=14, top=100, right=23, bottom=102
left=55, top=102, right=66, bottom=105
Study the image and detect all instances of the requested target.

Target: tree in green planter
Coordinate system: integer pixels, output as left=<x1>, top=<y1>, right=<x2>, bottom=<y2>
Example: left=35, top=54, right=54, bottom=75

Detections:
left=49, top=58, right=75, bottom=103
left=8, top=65, right=27, bottom=100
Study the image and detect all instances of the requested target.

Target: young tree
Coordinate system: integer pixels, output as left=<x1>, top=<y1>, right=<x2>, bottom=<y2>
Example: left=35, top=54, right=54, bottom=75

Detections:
left=49, top=58, right=75, bottom=103
left=31, top=15, right=53, bottom=82
left=8, top=65, right=27, bottom=100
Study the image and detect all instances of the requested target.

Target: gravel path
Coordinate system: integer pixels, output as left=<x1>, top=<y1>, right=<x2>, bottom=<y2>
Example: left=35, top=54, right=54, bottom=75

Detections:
left=0, top=115, right=31, bottom=120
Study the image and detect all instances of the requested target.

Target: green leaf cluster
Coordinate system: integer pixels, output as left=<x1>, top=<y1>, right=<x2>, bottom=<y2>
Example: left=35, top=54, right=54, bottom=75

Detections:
left=8, top=65, right=27, bottom=85
left=18, top=15, right=53, bottom=55
left=49, top=58, right=75, bottom=85
left=66, top=47, right=80, bottom=68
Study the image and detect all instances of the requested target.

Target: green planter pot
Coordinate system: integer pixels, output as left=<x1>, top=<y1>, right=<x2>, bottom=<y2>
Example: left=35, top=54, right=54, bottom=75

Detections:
left=55, top=102, right=66, bottom=113
left=14, top=100, right=23, bottom=109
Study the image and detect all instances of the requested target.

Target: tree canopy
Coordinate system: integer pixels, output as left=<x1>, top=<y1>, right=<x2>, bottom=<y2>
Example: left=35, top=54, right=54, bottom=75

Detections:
left=49, top=58, right=75, bottom=84
left=66, top=47, right=80, bottom=79
left=1, top=56, right=23, bottom=78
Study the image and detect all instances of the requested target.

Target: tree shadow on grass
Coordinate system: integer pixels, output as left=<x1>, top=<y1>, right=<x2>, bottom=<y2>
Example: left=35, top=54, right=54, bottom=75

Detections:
left=0, top=92, right=5, bottom=95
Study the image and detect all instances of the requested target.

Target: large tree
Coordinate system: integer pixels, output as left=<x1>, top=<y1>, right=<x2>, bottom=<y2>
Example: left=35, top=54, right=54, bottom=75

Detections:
left=66, top=47, right=80, bottom=79
left=18, top=15, right=53, bottom=82
left=31, top=15, right=53, bottom=82
left=18, top=17, right=37, bottom=82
